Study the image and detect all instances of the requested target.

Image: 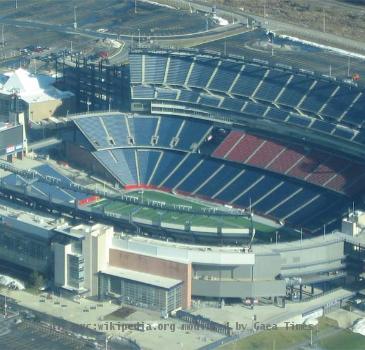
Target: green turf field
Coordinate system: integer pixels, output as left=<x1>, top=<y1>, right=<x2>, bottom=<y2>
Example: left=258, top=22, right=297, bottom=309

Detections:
left=88, top=190, right=278, bottom=232
left=222, top=317, right=365, bottom=350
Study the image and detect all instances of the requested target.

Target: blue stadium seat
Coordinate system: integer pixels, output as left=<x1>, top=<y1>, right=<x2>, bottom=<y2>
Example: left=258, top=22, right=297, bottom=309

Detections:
left=94, top=149, right=138, bottom=185
left=265, top=107, right=289, bottom=121
left=199, top=94, right=221, bottom=107
left=243, top=102, right=267, bottom=117
left=310, top=119, right=335, bottom=134
left=149, top=151, right=185, bottom=186
left=144, top=55, right=167, bottom=84
left=177, top=119, right=210, bottom=150
left=132, top=85, right=155, bottom=99
left=215, top=169, right=263, bottom=203
left=156, top=87, right=178, bottom=100
left=231, top=64, right=267, bottom=97
left=197, top=164, right=242, bottom=198
left=137, top=150, right=162, bottom=184
left=353, top=131, right=365, bottom=144
left=35, top=164, right=73, bottom=185
left=102, top=115, right=129, bottom=147
left=178, top=158, right=222, bottom=193
left=254, top=69, right=291, bottom=102
left=277, top=74, right=314, bottom=107
left=163, top=153, right=202, bottom=188
left=156, top=116, right=183, bottom=148
left=269, top=189, right=318, bottom=218
left=321, top=87, right=359, bottom=120
left=178, top=89, right=200, bottom=103
left=220, top=97, right=244, bottom=112
left=208, top=60, right=242, bottom=92
left=166, top=57, right=192, bottom=85
left=342, top=94, right=365, bottom=126
left=133, top=117, right=158, bottom=145
left=284, top=194, right=333, bottom=224
left=74, top=116, right=110, bottom=149
left=287, top=114, right=312, bottom=127
left=129, top=54, right=143, bottom=83
left=333, top=126, right=355, bottom=140
left=234, top=176, right=282, bottom=208
left=300, top=80, right=337, bottom=114
left=254, top=182, right=300, bottom=213
left=188, top=58, right=217, bottom=88
left=33, top=182, right=75, bottom=203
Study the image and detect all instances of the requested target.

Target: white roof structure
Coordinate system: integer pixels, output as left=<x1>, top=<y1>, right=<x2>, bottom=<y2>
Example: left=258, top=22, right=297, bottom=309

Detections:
left=0, top=68, right=73, bottom=103
left=101, top=266, right=182, bottom=289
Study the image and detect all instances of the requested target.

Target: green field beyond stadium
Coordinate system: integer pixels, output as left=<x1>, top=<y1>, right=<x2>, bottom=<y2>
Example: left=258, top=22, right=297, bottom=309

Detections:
left=88, top=190, right=278, bottom=232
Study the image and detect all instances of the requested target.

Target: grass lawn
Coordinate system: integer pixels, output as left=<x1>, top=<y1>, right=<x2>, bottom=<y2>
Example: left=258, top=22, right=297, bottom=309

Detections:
left=128, top=190, right=211, bottom=210
left=221, top=318, right=365, bottom=350
left=317, top=329, right=365, bottom=350
left=87, top=191, right=277, bottom=233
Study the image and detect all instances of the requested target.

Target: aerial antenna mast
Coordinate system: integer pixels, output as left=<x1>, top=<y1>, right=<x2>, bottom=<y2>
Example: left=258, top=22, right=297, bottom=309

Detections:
left=73, top=6, right=77, bottom=30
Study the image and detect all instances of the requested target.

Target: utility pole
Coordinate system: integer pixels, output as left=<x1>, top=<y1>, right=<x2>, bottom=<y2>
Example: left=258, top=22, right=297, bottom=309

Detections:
left=73, top=6, right=77, bottom=30
left=15, top=0, right=18, bottom=9
left=347, top=56, right=351, bottom=77
left=4, top=295, right=7, bottom=318
left=329, top=64, right=332, bottom=77
left=323, top=8, right=326, bottom=33
left=135, top=0, right=137, bottom=14
left=1, top=24, right=4, bottom=48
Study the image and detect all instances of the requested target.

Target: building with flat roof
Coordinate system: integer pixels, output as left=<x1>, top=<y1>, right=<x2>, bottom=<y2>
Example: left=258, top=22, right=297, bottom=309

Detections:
left=0, top=68, right=75, bottom=123
left=100, top=266, right=183, bottom=314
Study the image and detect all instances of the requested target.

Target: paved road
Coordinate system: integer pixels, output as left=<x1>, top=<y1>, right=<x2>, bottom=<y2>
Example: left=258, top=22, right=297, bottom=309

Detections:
left=0, top=16, right=243, bottom=42
left=188, top=0, right=365, bottom=54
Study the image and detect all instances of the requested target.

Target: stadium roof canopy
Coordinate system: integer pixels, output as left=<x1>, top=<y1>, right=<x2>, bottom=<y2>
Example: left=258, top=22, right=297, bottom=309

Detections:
left=0, top=68, right=73, bottom=103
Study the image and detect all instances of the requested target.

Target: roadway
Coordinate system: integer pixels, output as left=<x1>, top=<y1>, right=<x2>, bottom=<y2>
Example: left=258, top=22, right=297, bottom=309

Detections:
left=187, top=0, right=365, bottom=54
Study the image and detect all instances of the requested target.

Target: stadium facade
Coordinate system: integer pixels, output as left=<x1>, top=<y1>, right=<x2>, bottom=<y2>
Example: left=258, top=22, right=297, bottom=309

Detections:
left=0, top=202, right=359, bottom=314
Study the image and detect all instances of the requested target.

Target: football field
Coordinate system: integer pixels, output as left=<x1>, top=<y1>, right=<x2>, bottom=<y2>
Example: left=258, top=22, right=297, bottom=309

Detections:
left=88, top=190, right=278, bottom=232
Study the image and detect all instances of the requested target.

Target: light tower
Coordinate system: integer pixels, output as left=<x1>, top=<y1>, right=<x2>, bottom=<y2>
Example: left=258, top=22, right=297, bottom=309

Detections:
left=1, top=24, right=4, bottom=48
left=73, top=6, right=77, bottom=30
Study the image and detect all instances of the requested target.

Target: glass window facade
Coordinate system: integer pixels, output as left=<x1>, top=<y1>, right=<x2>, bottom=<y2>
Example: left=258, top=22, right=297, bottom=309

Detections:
left=100, top=273, right=182, bottom=314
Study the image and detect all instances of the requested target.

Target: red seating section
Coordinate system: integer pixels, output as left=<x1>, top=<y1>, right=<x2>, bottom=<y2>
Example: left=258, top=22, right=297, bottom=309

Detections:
left=212, top=130, right=243, bottom=158
left=212, top=128, right=365, bottom=195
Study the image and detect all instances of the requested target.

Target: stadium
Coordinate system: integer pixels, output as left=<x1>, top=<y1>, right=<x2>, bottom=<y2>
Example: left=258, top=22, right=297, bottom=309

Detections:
left=70, top=48, right=365, bottom=237
left=0, top=46, right=365, bottom=313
